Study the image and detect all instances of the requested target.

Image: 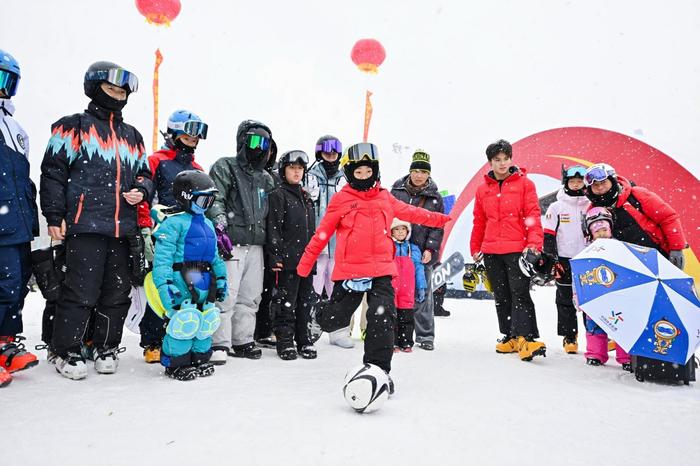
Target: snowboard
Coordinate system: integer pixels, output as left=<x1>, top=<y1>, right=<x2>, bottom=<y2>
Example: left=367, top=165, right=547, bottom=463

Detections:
left=431, top=252, right=465, bottom=289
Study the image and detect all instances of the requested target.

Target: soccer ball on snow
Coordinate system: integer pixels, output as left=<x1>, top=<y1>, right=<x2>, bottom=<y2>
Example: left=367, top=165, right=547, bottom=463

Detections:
left=343, top=363, right=390, bottom=414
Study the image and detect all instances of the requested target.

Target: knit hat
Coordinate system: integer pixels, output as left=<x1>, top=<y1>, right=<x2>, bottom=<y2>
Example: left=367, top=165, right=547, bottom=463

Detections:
left=390, top=218, right=411, bottom=240
left=410, top=150, right=431, bottom=173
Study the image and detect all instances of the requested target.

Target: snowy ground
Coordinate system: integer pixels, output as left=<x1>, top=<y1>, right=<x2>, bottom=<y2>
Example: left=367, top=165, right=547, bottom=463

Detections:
left=3, top=287, right=699, bottom=466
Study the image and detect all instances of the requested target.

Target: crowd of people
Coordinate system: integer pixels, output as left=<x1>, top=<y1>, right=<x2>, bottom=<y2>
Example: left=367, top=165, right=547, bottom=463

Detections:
left=0, top=53, right=689, bottom=389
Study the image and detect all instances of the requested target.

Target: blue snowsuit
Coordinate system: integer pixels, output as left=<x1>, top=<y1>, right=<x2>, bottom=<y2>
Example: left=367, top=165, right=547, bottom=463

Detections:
left=152, top=210, right=227, bottom=368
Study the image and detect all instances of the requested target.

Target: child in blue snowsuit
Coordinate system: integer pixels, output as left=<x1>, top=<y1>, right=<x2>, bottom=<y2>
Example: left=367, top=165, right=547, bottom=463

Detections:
left=152, top=170, right=228, bottom=381
left=390, top=219, right=426, bottom=352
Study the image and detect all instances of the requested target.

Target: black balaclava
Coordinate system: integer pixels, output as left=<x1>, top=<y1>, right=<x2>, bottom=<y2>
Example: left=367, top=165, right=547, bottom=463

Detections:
left=586, top=180, right=620, bottom=207
left=92, top=85, right=128, bottom=112
left=322, top=158, right=340, bottom=178
left=244, top=126, right=271, bottom=170
left=346, top=160, right=379, bottom=191
left=563, top=176, right=585, bottom=197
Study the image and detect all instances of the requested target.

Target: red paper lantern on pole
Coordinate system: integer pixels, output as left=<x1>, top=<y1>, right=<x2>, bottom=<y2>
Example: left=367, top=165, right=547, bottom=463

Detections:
left=135, top=0, right=181, bottom=26
left=351, top=39, right=386, bottom=74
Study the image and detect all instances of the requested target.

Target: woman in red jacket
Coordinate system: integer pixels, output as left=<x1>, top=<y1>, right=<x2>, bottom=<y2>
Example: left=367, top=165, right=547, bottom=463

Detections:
left=470, top=140, right=546, bottom=361
left=297, top=143, right=450, bottom=382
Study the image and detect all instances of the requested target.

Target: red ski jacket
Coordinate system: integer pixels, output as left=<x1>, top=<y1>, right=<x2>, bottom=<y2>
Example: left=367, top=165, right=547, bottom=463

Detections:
left=610, top=176, right=686, bottom=253
left=470, top=167, right=543, bottom=255
left=297, top=183, right=450, bottom=280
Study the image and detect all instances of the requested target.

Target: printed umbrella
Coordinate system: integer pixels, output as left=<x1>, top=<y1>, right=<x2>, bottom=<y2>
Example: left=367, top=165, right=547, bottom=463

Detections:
left=571, top=238, right=700, bottom=365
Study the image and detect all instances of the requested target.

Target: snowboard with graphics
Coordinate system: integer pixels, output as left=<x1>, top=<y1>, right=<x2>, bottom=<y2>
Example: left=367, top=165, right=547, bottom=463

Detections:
left=432, top=252, right=465, bottom=289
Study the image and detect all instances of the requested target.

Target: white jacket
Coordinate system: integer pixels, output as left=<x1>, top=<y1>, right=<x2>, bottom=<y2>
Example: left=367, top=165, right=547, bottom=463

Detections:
left=543, top=188, right=589, bottom=259
left=0, top=99, right=29, bottom=158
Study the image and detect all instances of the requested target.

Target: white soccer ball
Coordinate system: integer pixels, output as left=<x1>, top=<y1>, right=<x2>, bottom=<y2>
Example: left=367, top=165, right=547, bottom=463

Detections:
left=343, top=363, right=390, bottom=414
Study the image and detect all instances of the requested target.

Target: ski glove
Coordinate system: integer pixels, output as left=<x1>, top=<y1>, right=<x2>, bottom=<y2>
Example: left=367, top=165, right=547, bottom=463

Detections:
left=669, top=250, right=685, bottom=270
left=141, top=227, right=155, bottom=263
left=342, top=278, right=373, bottom=292
left=158, top=284, right=182, bottom=312
left=417, top=288, right=426, bottom=303
left=215, top=224, right=234, bottom=260
left=215, top=278, right=228, bottom=302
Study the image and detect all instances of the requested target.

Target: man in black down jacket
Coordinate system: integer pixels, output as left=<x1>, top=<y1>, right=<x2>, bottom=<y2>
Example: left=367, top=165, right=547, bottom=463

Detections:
left=390, top=150, right=444, bottom=351
left=40, top=61, right=153, bottom=380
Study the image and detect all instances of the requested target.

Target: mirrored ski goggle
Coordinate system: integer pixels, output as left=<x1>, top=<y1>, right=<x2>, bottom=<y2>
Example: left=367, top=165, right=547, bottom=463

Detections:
left=340, top=143, right=379, bottom=167
left=246, top=133, right=271, bottom=151
left=315, top=139, right=342, bottom=154
left=192, top=190, right=217, bottom=210
left=564, top=166, right=586, bottom=178
left=85, top=68, right=139, bottom=93
left=283, top=150, right=310, bottom=166
left=584, top=165, right=614, bottom=186
left=0, top=70, right=19, bottom=97
left=170, top=120, right=209, bottom=139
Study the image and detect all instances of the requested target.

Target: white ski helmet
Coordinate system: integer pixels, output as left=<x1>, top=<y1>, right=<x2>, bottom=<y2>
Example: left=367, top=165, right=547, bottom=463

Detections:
left=343, top=363, right=390, bottom=414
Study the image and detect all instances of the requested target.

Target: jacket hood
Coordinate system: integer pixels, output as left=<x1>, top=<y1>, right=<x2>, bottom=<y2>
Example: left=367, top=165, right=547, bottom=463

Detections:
left=236, top=120, right=274, bottom=151
left=0, top=98, right=15, bottom=116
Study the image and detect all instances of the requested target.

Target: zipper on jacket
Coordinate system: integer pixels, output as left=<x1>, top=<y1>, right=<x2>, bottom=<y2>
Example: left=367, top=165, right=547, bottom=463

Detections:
left=111, top=113, right=121, bottom=237
left=75, top=193, right=85, bottom=224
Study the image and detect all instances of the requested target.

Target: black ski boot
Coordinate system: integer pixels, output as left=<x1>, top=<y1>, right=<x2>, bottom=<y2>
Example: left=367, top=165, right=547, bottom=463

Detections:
left=298, top=345, right=317, bottom=360
left=194, top=362, right=215, bottom=377
left=231, top=342, right=262, bottom=360
left=165, top=366, right=198, bottom=381
left=277, top=341, right=297, bottom=361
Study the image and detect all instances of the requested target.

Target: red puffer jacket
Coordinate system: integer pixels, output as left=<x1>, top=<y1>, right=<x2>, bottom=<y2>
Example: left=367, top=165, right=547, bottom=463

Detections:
left=297, top=183, right=450, bottom=280
left=470, top=167, right=543, bottom=255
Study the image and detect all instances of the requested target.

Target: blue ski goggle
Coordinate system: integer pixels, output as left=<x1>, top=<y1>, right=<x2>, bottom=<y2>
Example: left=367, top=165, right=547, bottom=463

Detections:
left=246, top=133, right=271, bottom=151
left=85, top=68, right=139, bottom=93
left=315, top=139, right=342, bottom=154
left=0, top=70, right=19, bottom=97
left=564, top=165, right=586, bottom=179
left=192, top=189, right=218, bottom=210
left=584, top=165, right=615, bottom=186
left=170, top=120, right=208, bottom=139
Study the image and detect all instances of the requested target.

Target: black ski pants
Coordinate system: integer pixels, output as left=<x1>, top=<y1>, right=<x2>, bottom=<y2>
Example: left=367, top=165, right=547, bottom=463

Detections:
left=555, top=257, right=578, bottom=338
left=395, top=308, right=415, bottom=348
left=318, top=276, right=397, bottom=372
left=484, top=253, right=540, bottom=339
left=52, top=234, right=132, bottom=356
left=270, top=271, right=316, bottom=349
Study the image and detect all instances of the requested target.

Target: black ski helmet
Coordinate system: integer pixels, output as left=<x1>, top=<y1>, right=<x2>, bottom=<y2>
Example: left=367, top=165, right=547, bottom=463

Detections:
left=277, top=150, right=310, bottom=182
left=172, top=170, right=218, bottom=213
left=315, top=134, right=342, bottom=161
left=340, top=142, right=380, bottom=191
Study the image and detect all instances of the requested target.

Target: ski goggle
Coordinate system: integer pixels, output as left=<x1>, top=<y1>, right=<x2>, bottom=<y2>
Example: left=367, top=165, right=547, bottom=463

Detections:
left=283, top=150, right=309, bottom=166
left=192, top=191, right=217, bottom=210
left=584, top=165, right=615, bottom=186
left=564, top=165, right=586, bottom=179
left=0, top=70, right=19, bottom=97
left=85, top=68, right=139, bottom=93
left=316, top=139, right=342, bottom=154
left=170, top=120, right=208, bottom=139
left=246, top=133, right=271, bottom=151
left=340, top=143, right=379, bottom=167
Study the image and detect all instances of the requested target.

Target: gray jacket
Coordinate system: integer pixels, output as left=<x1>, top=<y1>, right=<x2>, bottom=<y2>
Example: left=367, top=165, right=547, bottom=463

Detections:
left=304, top=162, right=346, bottom=256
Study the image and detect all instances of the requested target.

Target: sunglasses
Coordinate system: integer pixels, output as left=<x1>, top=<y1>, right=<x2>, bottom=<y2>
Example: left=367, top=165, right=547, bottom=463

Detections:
left=85, top=67, right=139, bottom=93
left=246, top=133, right=271, bottom=151
left=316, top=139, right=342, bottom=154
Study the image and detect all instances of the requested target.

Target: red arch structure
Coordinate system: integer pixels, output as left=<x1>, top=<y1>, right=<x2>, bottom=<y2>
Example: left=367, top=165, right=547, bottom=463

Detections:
left=443, top=127, right=700, bottom=280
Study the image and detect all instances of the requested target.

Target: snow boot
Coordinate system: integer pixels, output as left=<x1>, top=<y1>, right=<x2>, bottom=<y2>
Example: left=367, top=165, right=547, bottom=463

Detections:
left=517, top=337, right=546, bottom=361
left=0, top=366, right=12, bottom=387
left=94, top=347, right=125, bottom=374
left=194, top=362, right=215, bottom=377
left=586, top=358, right=603, bottom=366
left=400, top=346, right=413, bottom=353
left=210, top=346, right=228, bottom=365
left=329, top=327, right=354, bottom=349
left=35, top=344, right=57, bottom=365
left=419, top=341, right=434, bottom=351
left=55, top=352, right=88, bottom=380
left=231, top=342, right=262, bottom=360
left=495, top=336, right=518, bottom=354
left=255, top=335, right=277, bottom=349
left=563, top=336, right=578, bottom=354
left=0, top=336, right=39, bottom=373
left=165, top=365, right=198, bottom=381
left=143, top=345, right=161, bottom=364
left=298, top=345, right=317, bottom=360
left=434, top=306, right=451, bottom=317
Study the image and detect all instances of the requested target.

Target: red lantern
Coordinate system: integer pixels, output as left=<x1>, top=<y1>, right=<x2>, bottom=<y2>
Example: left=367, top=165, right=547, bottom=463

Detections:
left=135, top=0, right=181, bottom=26
left=351, top=39, right=386, bottom=74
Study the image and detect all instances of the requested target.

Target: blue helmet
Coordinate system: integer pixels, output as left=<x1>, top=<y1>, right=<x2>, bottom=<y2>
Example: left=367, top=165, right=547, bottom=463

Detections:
left=166, top=110, right=208, bottom=140
left=0, top=49, right=21, bottom=97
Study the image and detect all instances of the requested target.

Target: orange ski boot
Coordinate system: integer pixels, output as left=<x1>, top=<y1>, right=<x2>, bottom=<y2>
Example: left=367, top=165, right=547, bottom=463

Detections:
left=0, top=336, right=39, bottom=373
left=0, top=366, right=11, bottom=387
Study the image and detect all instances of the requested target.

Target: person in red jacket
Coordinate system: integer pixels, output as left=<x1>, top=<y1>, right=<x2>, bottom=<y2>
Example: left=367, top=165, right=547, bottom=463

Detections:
left=297, top=143, right=450, bottom=383
left=470, top=139, right=546, bottom=361
left=583, top=163, right=687, bottom=268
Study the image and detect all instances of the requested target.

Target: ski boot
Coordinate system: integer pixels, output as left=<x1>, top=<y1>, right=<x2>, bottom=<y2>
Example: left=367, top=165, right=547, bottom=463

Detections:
left=298, top=345, right=317, bottom=360
left=329, top=327, right=354, bottom=349
left=143, top=345, right=161, bottom=364
left=0, top=336, right=39, bottom=373
left=94, top=347, right=126, bottom=374
left=517, top=337, right=546, bottom=361
left=232, top=342, right=262, bottom=360
left=621, top=362, right=632, bottom=372
left=607, top=340, right=616, bottom=352
left=277, top=341, right=297, bottom=361
left=0, top=366, right=12, bottom=387
left=586, top=358, right=603, bottom=366
left=419, top=341, right=434, bottom=351
left=495, top=335, right=518, bottom=354
left=563, top=336, right=578, bottom=354
left=210, top=346, right=229, bottom=365
left=194, top=362, right=215, bottom=377
left=255, top=335, right=277, bottom=349
left=165, top=365, right=198, bottom=381
left=434, top=306, right=451, bottom=317
left=55, top=352, right=87, bottom=380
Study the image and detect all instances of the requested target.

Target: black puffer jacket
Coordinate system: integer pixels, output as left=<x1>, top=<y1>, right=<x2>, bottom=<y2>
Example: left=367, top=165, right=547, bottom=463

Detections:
left=266, top=182, right=315, bottom=270
left=390, top=175, right=445, bottom=263
left=40, top=102, right=153, bottom=237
